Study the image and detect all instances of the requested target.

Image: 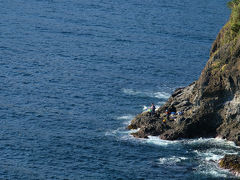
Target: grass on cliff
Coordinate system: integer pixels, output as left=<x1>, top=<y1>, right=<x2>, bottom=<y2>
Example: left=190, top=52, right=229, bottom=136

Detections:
left=217, top=0, right=240, bottom=53
left=209, top=1, right=240, bottom=74
left=227, top=0, right=240, bottom=38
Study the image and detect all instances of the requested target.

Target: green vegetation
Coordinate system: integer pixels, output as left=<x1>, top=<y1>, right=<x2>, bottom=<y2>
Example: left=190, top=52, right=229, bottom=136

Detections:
left=209, top=0, right=240, bottom=74
left=228, top=0, right=240, bottom=37
left=215, top=0, right=240, bottom=58
left=211, top=60, right=226, bottom=74
left=228, top=0, right=240, bottom=9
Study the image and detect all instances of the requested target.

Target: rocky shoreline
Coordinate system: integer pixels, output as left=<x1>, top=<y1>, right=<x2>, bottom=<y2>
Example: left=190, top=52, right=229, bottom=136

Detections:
left=127, top=0, right=240, bottom=176
left=219, top=155, right=240, bottom=177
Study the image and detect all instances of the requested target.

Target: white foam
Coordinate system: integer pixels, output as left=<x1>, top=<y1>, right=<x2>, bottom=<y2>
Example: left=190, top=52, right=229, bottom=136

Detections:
left=125, top=128, right=140, bottom=134
left=196, top=165, right=230, bottom=178
left=204, top=152, right=223, bottom=162
left=116, top=115, right=134, bottom=120
left=194, top=149, right=238, bottom=162
left=117, top=115, right=135, bottom=126
left=116, top=114, right=136, bottom=127
left=107, top=118, right=239, bottom=179
left=215, top=136, right=240, bottom=148
left=136, top=136, right=239, bottom=178
left=144, top=136, right=180, bottom=146
left=105, top=126, right=140, bottom=139
left=185, top=137, right=239, bottom=149
left=104, top=129, right=117, bottom=136
left=189, top=138, right=239, bottom=178
left=122, top=88, right=170, bottom=99
left=153, top=92, right=171, bottom=99
left=158, top=156, right=188, bottom=165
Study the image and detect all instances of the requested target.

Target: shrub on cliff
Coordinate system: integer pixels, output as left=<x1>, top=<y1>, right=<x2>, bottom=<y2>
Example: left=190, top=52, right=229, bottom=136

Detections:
left=228, top=0, right=240, bottom=36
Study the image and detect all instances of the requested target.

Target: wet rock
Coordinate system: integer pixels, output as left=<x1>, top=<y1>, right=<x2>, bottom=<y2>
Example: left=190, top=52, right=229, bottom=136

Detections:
left=219, top=155, right=240, bottom=176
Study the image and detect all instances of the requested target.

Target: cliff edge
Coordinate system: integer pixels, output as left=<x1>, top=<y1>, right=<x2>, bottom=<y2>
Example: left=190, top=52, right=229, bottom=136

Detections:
left=128, top=0, right=240, bottom=146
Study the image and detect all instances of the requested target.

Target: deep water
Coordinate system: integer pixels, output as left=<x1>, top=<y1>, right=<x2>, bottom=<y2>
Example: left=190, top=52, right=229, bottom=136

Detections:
left=0, top=0, right=239, bottom=179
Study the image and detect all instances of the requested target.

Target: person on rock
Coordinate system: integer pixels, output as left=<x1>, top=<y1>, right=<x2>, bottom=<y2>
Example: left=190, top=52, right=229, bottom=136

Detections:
left=165, top=108, right=170, bottom=120
left=151, top=103, right=156, bottom=116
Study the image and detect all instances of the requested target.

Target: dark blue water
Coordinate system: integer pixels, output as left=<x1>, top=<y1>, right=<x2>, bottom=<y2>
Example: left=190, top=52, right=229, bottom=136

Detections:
left=0, top=0, right=239, bottom=179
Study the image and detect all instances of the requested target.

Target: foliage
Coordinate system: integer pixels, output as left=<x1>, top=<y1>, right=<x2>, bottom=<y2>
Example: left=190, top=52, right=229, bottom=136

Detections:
left=228, top=0, right=240, bottom=34
left=211, top=60, right=225, bottom=74
left=227, top=0, right=240, bottom=9
left=221, top=64, right=227, bottom=71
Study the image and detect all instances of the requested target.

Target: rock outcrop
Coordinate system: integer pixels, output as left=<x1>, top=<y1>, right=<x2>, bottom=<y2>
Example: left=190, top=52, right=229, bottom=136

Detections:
left=219, top=155, right=240, bottom=176
left=128, top=0, right=240, bottom=146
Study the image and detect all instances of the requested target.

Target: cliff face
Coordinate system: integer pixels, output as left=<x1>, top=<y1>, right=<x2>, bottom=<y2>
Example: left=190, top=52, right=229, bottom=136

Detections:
left=128, top=1, right=240, bottom=146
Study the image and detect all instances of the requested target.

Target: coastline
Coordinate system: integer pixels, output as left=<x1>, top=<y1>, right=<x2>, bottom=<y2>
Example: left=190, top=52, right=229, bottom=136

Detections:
left=127, top=0, right=240, bottom=176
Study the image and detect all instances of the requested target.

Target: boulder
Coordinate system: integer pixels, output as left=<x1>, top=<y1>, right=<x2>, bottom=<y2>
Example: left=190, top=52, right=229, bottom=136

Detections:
left=219, top=154, right=240, bottom=176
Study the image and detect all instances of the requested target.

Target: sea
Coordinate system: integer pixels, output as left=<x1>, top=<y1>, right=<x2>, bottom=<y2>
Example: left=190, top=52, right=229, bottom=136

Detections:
left=0, top=0, right=239, bottom=179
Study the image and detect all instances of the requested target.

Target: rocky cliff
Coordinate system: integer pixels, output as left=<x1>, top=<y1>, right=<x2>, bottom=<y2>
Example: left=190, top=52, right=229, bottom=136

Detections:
left=128, top=0, right=240, bottom=146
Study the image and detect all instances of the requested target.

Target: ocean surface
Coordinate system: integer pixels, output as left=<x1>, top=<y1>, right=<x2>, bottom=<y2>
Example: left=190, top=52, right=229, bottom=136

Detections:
left=0, top=0, right=239, bottom=179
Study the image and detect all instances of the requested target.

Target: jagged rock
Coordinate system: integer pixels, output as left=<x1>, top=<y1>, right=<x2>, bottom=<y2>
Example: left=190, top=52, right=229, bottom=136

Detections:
left=219, top=155, right=240, bottom=176
left=127, top=1, right=240, bottom=147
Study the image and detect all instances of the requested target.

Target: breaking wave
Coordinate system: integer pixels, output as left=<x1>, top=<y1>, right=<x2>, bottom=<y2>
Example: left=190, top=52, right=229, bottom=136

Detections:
left=122, top=88, right=170, bottom=100
left=158, top=156, right=188, bottom=165
left=143, top=136, right=180, bottom=146
left=105, top=114, right=137, bottom=139
left=106, top=113, right=239, bottom=179
left=143, top=137, right=239, bottom=178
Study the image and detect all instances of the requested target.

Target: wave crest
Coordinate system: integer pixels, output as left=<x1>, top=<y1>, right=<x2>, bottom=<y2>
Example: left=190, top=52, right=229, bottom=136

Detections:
left=122, top=88, right=170, bottom=99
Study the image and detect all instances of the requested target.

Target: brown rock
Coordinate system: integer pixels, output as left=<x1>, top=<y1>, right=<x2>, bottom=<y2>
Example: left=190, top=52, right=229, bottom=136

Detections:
left=219, top=154, right=240, bottom=176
